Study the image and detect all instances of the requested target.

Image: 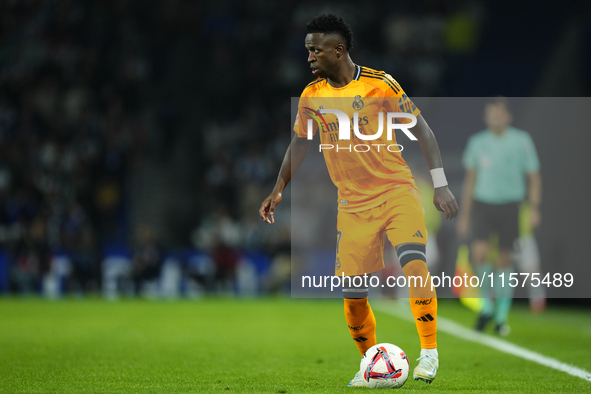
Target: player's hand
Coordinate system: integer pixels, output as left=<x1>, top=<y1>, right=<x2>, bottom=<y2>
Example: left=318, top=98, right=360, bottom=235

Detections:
left=433, top=186, right=459, bottom=220
left=530, top=207, right=541, bottom=229
left=259, top=191, right=282, bottom=225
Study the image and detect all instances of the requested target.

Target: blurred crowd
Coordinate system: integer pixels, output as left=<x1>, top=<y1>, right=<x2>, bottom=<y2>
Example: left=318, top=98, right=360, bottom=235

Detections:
left=0, top=0, right=524, bottom=297
left=0, top=0, right=161, bottom=293
left=0, top=0, right=488, bottom=296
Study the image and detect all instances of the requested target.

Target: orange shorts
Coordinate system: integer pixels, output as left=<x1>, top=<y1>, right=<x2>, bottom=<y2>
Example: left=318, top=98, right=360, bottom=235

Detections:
left=335, top=185, right=427, bottom=276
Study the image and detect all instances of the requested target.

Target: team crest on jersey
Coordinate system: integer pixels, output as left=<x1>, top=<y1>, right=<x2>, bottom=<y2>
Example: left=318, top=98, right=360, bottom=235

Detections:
left=353, top=95, right=364, bottom=110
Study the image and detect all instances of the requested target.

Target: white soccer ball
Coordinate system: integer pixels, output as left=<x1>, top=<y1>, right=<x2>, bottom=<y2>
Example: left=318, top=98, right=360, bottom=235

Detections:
left=359, top=343, right=410, bottom=389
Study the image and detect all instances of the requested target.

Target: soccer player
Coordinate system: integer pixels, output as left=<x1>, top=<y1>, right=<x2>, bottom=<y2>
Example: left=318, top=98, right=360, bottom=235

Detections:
left=259, top=14, right=458, bottom=386
left=457, top=97, right=541, bottom=335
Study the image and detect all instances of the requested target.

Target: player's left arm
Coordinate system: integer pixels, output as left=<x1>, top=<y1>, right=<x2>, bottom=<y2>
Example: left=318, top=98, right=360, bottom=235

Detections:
left=410, top=114, right=459, bottom=220
left=527, top=171, right=542, bottom=228
left=523, top=133, right=542, bottom=229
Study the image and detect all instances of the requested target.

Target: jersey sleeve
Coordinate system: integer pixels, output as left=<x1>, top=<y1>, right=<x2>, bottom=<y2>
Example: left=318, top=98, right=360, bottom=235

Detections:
left=381, top=74, right=421, bottom=117
left=521, top=133, right=540, bottom=173
left=293, top=93, right=316, bottom=139
left=293, top=99, right=305, bottom=137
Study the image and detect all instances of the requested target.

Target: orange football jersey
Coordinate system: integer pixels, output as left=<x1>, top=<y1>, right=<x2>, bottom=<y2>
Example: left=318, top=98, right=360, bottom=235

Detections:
left=293, top=65, right=421, bottom=212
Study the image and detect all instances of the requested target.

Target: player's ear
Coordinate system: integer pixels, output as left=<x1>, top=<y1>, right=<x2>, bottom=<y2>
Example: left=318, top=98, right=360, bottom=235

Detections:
left=335, top=44, right=345, bottom=58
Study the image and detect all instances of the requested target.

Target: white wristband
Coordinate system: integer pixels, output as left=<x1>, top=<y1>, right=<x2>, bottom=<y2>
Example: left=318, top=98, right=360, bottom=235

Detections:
left=430, top=168, right=448, bottom=188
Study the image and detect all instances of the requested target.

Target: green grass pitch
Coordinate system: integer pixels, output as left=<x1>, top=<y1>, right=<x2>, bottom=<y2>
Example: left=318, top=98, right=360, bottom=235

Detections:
left=0, top=298, right=590, bottom=393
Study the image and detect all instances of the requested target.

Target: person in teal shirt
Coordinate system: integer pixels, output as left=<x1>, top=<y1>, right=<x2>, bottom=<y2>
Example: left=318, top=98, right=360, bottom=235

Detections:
left=457, top=97, right=542, bottom=336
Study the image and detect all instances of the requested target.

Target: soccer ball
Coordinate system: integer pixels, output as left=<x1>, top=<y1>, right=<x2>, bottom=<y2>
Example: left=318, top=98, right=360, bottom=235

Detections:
left=359, top=343, right=410, bottom=389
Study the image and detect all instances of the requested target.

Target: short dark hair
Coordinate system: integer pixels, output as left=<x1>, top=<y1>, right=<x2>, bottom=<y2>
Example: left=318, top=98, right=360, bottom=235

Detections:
left=487, top=95, right=510, bottom=110
left=306, top=13, right=353, bottom=51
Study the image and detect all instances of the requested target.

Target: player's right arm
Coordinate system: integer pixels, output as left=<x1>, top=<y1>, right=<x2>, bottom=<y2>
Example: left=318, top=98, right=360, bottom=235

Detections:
left=259, top=135, right=311, bottom=224
left=526, top=171, right=541, bottom=229
left=456, top=169, right=476, bottom=238
left=456, top=136, right=478, bottom=238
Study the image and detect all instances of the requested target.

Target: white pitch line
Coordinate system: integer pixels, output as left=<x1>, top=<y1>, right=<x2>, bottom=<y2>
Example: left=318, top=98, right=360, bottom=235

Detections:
left=373, top=301, right=591, bottom=382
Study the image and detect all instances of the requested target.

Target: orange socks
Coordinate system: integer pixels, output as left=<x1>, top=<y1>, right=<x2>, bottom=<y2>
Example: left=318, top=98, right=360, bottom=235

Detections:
left=344, top=298, right=377, bottom=355
left=409, top=296, right=438, bottom=348
left=343, top=261, right=437, bottom=353
left=404, top=260, right=438, bottom=349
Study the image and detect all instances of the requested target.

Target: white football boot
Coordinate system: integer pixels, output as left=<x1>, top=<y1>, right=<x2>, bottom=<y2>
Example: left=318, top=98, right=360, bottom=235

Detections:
left=413, top=353, right=439, bottom=384
left=347, top=370, right=368, bottom=387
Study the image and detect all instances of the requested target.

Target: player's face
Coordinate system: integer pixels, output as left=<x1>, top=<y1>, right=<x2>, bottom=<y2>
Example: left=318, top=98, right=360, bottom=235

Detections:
left=484, top=103, right=512, bottom=131
left=305, top=33, right=342, bottom=78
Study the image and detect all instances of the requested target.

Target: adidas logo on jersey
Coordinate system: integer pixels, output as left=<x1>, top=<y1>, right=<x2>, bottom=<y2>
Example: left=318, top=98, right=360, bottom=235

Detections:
left=417, top=314, right=434, bottom=322
left=412, top=230, right=424, bottom=238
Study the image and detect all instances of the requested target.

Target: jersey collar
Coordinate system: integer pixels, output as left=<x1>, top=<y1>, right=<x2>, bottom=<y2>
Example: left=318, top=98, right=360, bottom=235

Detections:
left=353, top=64, right=361, bottom=81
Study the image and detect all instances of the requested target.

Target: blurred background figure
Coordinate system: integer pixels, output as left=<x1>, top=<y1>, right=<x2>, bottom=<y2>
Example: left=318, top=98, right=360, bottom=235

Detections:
left=457, top=97, right=541, bottom=336
left=453, top=202, right=546, bottom=315
left=192, top=203, right=241, bottom=294
left=131, top=224, right=162, bottom=297
left=10, top=217, right=50, bottom=295
left=63, top=202, right=100, bottom=295
left=264, top=225, right=292, bottom=294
